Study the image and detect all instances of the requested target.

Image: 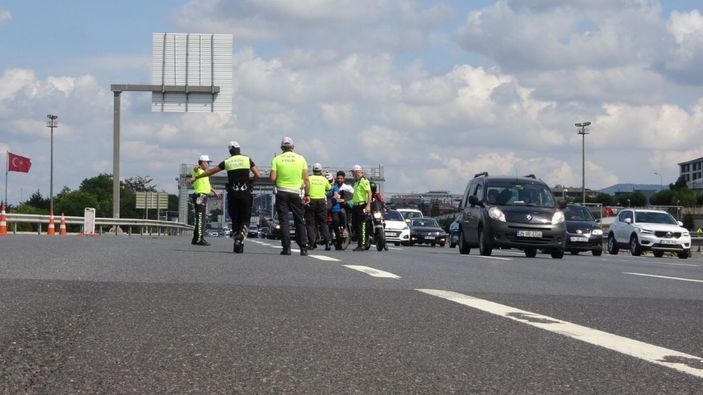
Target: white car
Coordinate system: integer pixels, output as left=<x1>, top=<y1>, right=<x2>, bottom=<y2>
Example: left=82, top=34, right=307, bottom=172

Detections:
left=383, top=210, right=411, bottom=246
left=607, top=209, right=691, bottom=259
left=396, top=208, right=423, bottom=222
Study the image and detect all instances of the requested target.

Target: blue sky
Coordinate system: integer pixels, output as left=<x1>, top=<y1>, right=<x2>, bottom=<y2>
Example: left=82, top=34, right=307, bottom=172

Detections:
left=1, top=0, right=703, bottom=204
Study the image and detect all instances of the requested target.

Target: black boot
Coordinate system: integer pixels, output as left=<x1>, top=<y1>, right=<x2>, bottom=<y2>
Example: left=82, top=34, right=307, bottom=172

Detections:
left=300, top=246, right=308, bottom=256
left=325, top=241, right=331, bottom=251
left=233, top=239, right=243, bottom=254
left=280, top=248, right=291, bottom=255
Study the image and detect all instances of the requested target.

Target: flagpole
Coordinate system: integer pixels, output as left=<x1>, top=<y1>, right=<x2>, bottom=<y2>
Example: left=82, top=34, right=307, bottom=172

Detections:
left=4, top=151, right=8, bottom=207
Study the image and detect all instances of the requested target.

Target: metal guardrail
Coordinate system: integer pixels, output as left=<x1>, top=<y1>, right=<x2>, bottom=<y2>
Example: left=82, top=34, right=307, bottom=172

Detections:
left=4, top=213, right=193, bottom=236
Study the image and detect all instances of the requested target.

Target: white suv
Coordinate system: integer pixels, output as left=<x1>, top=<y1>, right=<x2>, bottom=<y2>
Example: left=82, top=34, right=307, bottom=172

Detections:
left=607, top=209, right=691, bottom=259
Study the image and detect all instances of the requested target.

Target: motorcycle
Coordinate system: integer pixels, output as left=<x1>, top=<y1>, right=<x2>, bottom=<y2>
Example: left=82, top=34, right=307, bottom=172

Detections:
left=364, top=199, right=386, bottom=251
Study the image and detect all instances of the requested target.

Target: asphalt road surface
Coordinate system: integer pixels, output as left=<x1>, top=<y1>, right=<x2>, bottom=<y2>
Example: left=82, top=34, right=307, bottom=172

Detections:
left=1, top=235, right=702, bottom=393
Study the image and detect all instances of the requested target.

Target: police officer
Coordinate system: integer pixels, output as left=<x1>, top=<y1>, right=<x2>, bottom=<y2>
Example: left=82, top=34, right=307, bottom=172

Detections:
left=269, top=137, right=309, bottom=256
left=351, top=164, right=371, bottom=251
left=305, top=163, right=332, bottom=251
left=190, top=155, right=220, bottom=246
left=191, top=141, right=260, bottom=253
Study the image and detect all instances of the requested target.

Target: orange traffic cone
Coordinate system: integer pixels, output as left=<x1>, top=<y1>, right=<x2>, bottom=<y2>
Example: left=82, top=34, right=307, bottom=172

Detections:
left=0, top=205, right=7, bottom=236
left=48, top=210, right=55, bottom=236
left=59, top=213, right=67, bottom=236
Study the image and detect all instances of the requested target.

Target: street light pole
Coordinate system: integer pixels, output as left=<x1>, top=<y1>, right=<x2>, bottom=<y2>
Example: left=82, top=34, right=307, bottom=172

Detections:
left=46, top=114, right=58, bottom=215
left=654, top=172, right=663, bottom=190
left=575, top=121, right=591, bottom=205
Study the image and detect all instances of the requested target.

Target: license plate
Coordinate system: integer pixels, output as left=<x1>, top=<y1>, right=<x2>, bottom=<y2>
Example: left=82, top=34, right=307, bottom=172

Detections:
left=425, top=236, right=435, bottom=240
left=385, top=232, right=398, bottom=237
left=570, top=236, right=589, bottom=242
left=517, top=230, right=542, bottom=238
left=660, top=239, right=679, bottom=245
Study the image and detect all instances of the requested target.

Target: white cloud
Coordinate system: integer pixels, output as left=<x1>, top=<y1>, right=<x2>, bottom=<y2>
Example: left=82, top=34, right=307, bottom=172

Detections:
left=0, top=9, right=11, bottom=23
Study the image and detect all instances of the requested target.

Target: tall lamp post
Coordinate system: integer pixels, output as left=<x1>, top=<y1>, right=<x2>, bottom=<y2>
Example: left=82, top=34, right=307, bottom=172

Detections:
left=654, top=172, right=663, bottom=190
left=575, top=121, right=591, bottom=204
left=46, top=114, right=58, bottom=215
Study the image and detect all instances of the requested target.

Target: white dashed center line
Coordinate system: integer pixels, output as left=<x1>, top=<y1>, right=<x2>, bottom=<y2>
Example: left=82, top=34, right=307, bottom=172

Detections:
left=417, top=289, right=703, bottom=379
left=624, top=272, right=703, bottom=284
left=310, top=255, right=341, bottom=262
left=344, top=265, right=401, bottom=279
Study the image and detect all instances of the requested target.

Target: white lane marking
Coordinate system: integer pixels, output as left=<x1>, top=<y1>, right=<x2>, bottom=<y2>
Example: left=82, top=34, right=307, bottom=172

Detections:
left=344, top=265, right=401, bottom=279
left=624, top=272, right=703, bottom=284
left=417, top=289, right=703, bottom=379
left=310, top=255, right=340, bottom=262
left=476, top=256, right=512, bottom=261
left=388, top=247, right=403, bottom=251
left=648, top=262, right=699, bottom=268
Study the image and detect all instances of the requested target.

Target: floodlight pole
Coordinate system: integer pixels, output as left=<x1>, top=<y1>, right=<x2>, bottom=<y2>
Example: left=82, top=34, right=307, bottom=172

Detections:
left=110, top=84, right=219, bottom=219
left=575, top=121, right=591, bottom=205
left=47, top=114, right=58, bottom=215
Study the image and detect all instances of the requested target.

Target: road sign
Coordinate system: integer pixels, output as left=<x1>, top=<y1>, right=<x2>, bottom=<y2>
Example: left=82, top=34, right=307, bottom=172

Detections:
left=151, top=33, right=232, bottom=113
left=136, top=192, right=169, bottom=210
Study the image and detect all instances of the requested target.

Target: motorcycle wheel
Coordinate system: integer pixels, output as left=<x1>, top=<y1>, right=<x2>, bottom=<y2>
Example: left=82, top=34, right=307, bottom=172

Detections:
left=375, top=228, right=385, bottom=251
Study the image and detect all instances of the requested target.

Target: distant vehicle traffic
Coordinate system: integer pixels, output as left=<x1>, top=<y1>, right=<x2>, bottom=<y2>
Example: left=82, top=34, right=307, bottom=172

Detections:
left=248, top=224, right=259, bottom=238
left=564, top=204, right=603, bottom=256
left=607, top=209, right=691, bottom=259
left=396, top=208, right=423, bottom=222
left=457, top=172, right=566, bottom=258
left=408, top=218, right=447, bottom=247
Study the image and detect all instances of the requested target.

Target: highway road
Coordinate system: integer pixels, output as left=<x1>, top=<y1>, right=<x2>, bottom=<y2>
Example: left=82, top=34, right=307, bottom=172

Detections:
left=1, top=235, right=702, bottom=393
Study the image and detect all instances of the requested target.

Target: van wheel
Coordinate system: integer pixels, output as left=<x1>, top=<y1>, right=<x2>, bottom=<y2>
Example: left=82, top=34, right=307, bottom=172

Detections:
left=478, top=228, right=492, bottom=256
left=607, top=234, right=619, bottom=255
left=458, top=230, right=471, bottom=255
left=524, top=248, right=537, bottom=258
left=678, top=250, right=689, bottom=259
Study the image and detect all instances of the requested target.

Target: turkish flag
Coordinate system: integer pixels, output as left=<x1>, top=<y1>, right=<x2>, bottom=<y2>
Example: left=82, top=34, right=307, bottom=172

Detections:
left=8, top=152, right=31, bottom=173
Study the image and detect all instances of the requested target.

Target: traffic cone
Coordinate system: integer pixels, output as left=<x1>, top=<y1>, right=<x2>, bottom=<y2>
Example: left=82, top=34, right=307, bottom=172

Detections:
left=0, top=205, right=7, bottom=236
left=59, top=213, right=67, bottom=236
left=48, top=210, right=55, bottom=236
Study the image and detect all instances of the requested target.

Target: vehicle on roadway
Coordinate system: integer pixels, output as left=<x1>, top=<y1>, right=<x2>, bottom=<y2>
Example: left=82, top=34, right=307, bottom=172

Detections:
left=408, top=218, right=448, bottom=247
left=383, top=209, right=411, bottom=246
left=564, top=204, right=603, bottom=256
left=248, top=224, right=259, bottom=238
left=607, top=208, right=691, bottom=259
left=457, top=172, right=566, bottom=258
left=396, top=208, right=423, bottom=222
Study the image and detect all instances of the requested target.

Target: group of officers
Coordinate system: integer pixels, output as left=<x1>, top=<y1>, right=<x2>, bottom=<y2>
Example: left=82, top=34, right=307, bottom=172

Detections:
left=188, top=137, right=374, bottom=256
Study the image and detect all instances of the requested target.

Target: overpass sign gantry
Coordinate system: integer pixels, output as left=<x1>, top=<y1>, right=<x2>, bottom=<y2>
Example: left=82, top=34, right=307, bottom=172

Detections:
left=111, top=33, right=232, bottom=219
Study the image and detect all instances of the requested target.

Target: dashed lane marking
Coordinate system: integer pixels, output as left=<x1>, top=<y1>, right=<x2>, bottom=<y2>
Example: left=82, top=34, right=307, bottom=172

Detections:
left=476, top=256, right=512, bottom=261
left=624, top=272, right=703, bottom=284
left=417, top=289, right=703, bottom=379
left=310, top=255, right=341, bottom=262
left=343, top=265, right=401, bottom=279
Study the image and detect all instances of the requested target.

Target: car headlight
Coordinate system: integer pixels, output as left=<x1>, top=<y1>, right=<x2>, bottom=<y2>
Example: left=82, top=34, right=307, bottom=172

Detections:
left=551, top=211, right=565, bottom=225
left=275, top=224, right=280, bottom=229
left=591, top=229, right=603, bottom=236
left=639, top=228, right=654, bottom=234
left=488, top=207, right=506, bottom=222
left=682, top=231, right=690, bottom=237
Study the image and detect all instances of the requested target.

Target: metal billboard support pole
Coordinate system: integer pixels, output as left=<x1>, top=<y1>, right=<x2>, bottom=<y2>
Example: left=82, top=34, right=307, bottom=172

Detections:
left=110, top=84, right=220, bottom=220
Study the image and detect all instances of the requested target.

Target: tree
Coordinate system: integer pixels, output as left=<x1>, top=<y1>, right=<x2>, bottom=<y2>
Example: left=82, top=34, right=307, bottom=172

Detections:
left=125, top=176, right=156, bottom=192
left=590, top=193, right=613, bottom=206
left=79, top=174, right=114, bottom=217
left=649, top=189, right=676, bottom=205
left=25, top=190, right=50, bottom=211
left=630, top=191, right=647, bottom=207
left=55, top=190, right=99, bottom=216
left=670, top=175, right=688, bottom=191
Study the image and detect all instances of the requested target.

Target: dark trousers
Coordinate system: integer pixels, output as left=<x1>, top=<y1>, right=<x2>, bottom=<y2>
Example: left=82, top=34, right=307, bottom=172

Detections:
left=228, top=192, right=253, bottom=241
left=305, top=199, right=331, bottom=246
left=276, top=191, right=307, bottom=250
left=352, top=205, right=368, bottom=247
left=192, top=194, right=208, bottom=243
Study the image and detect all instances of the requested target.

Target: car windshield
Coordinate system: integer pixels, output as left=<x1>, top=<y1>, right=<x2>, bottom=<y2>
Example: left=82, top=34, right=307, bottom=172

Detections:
left=411, top=218, right=439, bottom=227
left=485, top=182, right=556, bottom=208
left=383, top=210, right=404, bottom=221
left=635, top=211, right=678, bottom=224
left=564, top=206, right=594, bottom=221
left=401, top=211, right=423, bottom=219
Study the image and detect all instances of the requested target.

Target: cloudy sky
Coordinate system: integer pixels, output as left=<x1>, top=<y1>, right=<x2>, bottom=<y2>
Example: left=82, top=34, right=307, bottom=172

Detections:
left=1, top=0, right=702, bottom=204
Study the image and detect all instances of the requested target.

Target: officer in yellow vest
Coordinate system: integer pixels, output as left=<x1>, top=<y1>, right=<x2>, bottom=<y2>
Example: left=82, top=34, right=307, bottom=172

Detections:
left=351, top=164, right=371, bottom=251
left=189, top=155, right=220, bottom=246
left=305, top=163, right=333, bottom=250
left=191, top=141, right=261, bottom=253
left=269, top=137, right=310, bottom=256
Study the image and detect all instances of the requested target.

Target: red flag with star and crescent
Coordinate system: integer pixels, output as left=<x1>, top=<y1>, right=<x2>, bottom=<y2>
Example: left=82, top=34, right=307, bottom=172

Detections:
left=8, top=152, right=31, bottom=173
